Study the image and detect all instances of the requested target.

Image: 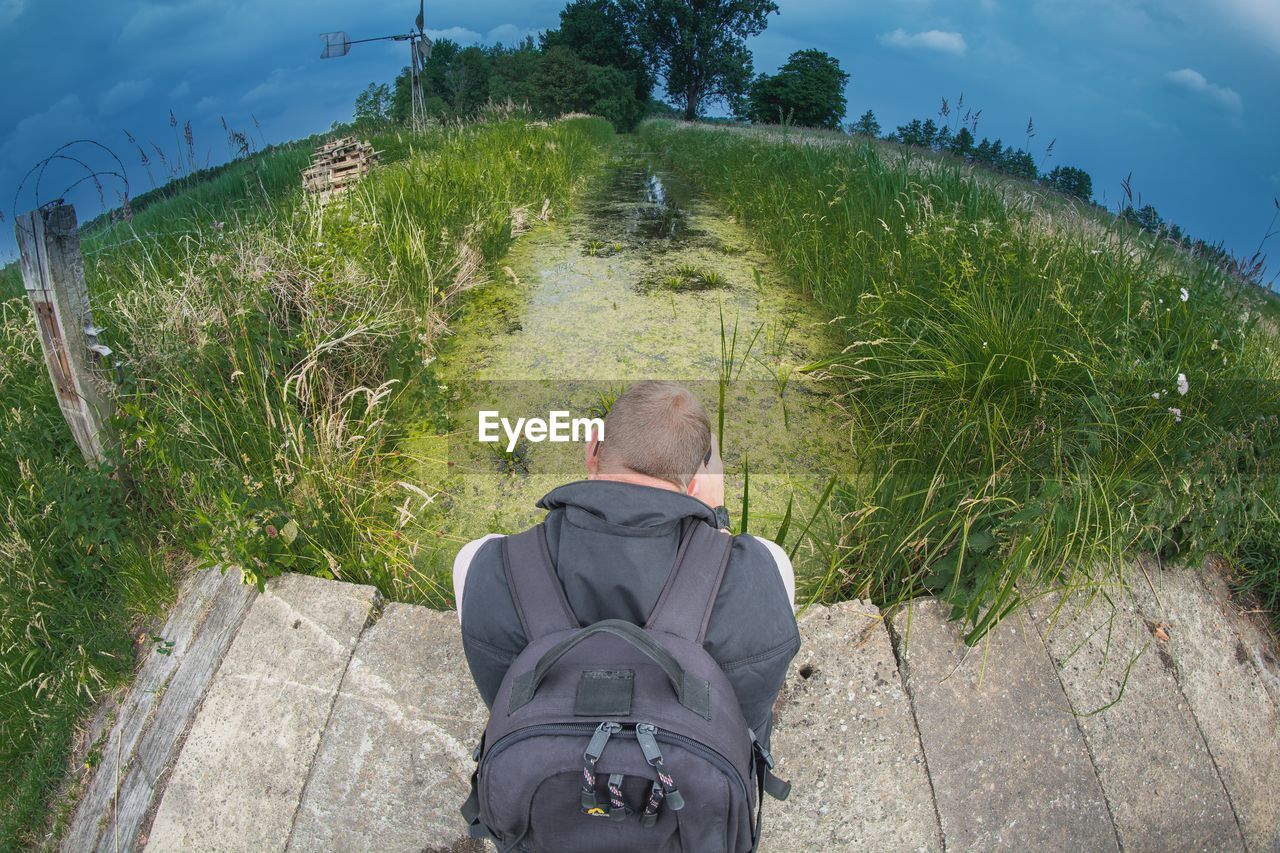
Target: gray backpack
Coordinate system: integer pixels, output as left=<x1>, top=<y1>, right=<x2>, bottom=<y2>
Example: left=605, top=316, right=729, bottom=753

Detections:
left=461, top=520, right=790, bottom=852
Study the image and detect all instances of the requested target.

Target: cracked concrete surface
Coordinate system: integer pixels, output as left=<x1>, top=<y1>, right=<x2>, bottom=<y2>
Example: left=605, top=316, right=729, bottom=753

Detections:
left=74, top=560, right=1278, bottom=853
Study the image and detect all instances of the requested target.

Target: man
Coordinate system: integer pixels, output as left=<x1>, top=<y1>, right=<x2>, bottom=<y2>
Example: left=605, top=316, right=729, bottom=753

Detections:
left=453, top=380, right=799, bottom=747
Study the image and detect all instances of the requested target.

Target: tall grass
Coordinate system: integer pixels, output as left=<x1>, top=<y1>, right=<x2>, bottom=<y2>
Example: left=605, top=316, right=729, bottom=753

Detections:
left=0, top=300, right=177, bottom=849
left=0, top=113, right=613, bottom=847
left=641, top=119, right=1280, bottom=637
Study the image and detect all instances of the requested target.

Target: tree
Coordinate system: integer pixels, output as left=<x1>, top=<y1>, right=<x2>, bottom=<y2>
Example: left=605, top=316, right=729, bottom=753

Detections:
left=848, top=109, right=880, bottom=137
left=1043, top=165, right=1093, bottom=202
left=745, top=49, right=849, bottom=129
left=1002, top=148, right=1038, bottom=181
left=488, top=38, right=545, bottom=107
left=619, top=0, right=778, bottom=120
left=894, top=119, right=927, bottom=147
left=920, top=118, right=939, bottom=149
left=973, top=137, right=1004, bottom=166
left=446, top=46, right=493, bottom=116
left=392, top=38, right=460, bottom=123
left=948, top=126, right=974, bottom=158
left=529, top=45, right=644, bottom=129
left=353, top=83, right=391, bottom=125
left=1135, top=203, right=1165, bottom=233
left=542, top=0, right=652, bottom=101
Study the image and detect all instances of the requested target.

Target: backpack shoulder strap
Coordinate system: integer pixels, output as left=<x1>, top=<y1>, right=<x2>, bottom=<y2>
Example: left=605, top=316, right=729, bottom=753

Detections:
left=644, top=520, right=734, bottom=644
left=501, top=525, right=578, bottom=640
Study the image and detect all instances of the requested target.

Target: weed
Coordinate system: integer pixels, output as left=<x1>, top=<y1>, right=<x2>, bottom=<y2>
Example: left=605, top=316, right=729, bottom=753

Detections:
left=717, top=306, right=763, bottom=449
left=755, top=319, right=797, bottom=426
left=489, top=440, right=531, bottom=475
left=638, top=263, right=729, bottom=293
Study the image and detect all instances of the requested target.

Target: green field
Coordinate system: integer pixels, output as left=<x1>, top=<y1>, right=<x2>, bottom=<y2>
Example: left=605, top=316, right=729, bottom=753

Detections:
left=0, top=114, right=613, bottom=848
left=639, top=119, right=1280, bottom=636
left=3, top=112, right=1278, bottom=848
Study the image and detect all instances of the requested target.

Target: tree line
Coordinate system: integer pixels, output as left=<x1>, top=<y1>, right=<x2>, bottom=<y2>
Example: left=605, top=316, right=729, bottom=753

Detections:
left=352, top=0, right=855, bottom=135
left=353, top=0, right=786, bottom=131
left=352, top=0, right=855, bottom=132
left=848, top=105, right=1094, bottom=203
left=848, top=102, right=1251, bottom=280
left=348, top=0, right=1257, bottom=285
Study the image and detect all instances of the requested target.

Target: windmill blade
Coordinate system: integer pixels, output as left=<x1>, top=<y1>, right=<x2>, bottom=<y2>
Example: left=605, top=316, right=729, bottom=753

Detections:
left=416, top=37, right=432, bottom=62
left=319, top=31, right=351, bottom=59
left=415, top=0, right=425, bottom=33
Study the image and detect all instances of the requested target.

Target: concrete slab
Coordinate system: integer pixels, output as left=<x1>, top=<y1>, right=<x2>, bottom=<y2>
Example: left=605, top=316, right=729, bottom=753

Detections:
left=891, top=598, right=1118, bottom=852
left=1033, top=589, right=1242, bottom=850
left=144, top=573, right=379, bottom=852
left=63, top=567, right=250, bottom=852
left=1131, top=563, right=1280, bottom=851
left=95, top=568, right=257, bottom=853
left=768, top=601, right=941, bottom=852
left=1197, top=558, right=1280, bottom=709
left=286, top=603, right=489, bottom=852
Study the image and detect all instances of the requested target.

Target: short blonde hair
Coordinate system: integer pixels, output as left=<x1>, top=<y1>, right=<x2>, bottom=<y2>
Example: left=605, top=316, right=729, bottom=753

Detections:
left=597, top=381, right=711, bottom=489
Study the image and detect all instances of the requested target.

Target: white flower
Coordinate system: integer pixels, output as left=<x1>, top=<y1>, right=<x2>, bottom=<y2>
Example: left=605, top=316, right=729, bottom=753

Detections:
left=1168, top=407, right=1183, bottom=423
left=1152, top=391, right=1161, bottom=399
left=1179, top=287, right=1189, bottom=302
left=1176, top=373, right=1189, bottom=396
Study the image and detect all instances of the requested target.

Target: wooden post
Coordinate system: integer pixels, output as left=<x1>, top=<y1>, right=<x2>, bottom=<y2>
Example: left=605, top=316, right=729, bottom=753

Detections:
left=15, top=202, right=114, bottom=463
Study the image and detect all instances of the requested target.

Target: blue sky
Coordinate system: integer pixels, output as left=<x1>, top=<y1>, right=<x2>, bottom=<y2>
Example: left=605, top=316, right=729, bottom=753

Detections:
left=1, top=0, right=1277, bottom=277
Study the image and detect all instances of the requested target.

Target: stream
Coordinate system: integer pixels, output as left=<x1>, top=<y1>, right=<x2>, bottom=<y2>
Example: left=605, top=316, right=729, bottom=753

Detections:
left=404, top=148, right=855, bottom=600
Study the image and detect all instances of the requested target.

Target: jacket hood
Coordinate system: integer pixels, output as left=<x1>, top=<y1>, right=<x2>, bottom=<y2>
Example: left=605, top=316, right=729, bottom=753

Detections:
left=537, top=480, right=717, bottom=532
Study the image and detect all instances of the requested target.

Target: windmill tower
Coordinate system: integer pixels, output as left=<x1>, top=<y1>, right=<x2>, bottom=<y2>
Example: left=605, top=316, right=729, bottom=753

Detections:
left=320, top=1, right=433, bottom=129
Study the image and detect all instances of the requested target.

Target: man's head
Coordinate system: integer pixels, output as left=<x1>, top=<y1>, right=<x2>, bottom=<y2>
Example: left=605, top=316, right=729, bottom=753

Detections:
left=586, top=381, right=712, bottom=493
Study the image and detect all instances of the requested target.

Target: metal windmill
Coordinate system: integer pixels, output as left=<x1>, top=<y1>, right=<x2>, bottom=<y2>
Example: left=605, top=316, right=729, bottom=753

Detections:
left=320, top=1, right=433, bottom=128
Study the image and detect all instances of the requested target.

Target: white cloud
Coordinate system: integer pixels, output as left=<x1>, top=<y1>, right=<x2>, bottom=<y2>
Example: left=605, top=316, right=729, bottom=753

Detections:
left=485, top=23, right=538, bottom=45
left=99, top=78, right=153, bottom=115
left=195, top=95, right=221, bottom=112
left=426, top=26, right=482, bottom=44
left=1209, top=0, right=1280, bottom=54
left=879, top=28, right=968, bottom=55
left=170, top=81, right=191, bottom=101
left=0, top=0, right=25, bottom=27
left=1164, top=68, right=1243, bottom=113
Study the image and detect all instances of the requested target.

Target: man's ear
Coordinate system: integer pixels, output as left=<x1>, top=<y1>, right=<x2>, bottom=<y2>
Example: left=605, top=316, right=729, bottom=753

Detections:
left=584, top=437, right=601, bottom=477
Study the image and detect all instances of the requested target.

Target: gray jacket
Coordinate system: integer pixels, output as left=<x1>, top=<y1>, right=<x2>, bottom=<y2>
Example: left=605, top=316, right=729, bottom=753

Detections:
left=457, top=480, right=800, bottom=746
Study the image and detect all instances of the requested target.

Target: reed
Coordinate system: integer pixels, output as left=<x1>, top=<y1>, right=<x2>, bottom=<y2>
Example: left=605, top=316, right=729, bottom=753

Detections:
left=642, top=118, right=1280, bottom=639
left=0, top=114, right=613, bottom=846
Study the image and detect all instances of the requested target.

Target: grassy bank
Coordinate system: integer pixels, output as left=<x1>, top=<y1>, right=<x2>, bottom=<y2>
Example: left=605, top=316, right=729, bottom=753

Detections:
left=0, top=113, right=612, bottom=847
left=640, top=119, right=1280, bottom=637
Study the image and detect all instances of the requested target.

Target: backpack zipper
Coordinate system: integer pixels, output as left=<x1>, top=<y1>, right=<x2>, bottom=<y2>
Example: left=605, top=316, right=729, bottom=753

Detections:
left=480, top=721, right=750, bottom=806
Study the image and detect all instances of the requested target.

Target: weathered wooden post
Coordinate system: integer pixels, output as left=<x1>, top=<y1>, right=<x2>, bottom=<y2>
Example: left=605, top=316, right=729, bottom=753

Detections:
left=15, top=202, right=114, bottom=463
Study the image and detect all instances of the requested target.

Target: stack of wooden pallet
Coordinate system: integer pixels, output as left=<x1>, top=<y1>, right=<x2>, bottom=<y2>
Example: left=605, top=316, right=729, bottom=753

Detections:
left=302, top=137, right=379, bottom=202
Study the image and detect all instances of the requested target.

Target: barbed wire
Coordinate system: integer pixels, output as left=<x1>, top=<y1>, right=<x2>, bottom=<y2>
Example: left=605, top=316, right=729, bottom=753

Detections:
left=11, top=139, right=131, bottom=236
